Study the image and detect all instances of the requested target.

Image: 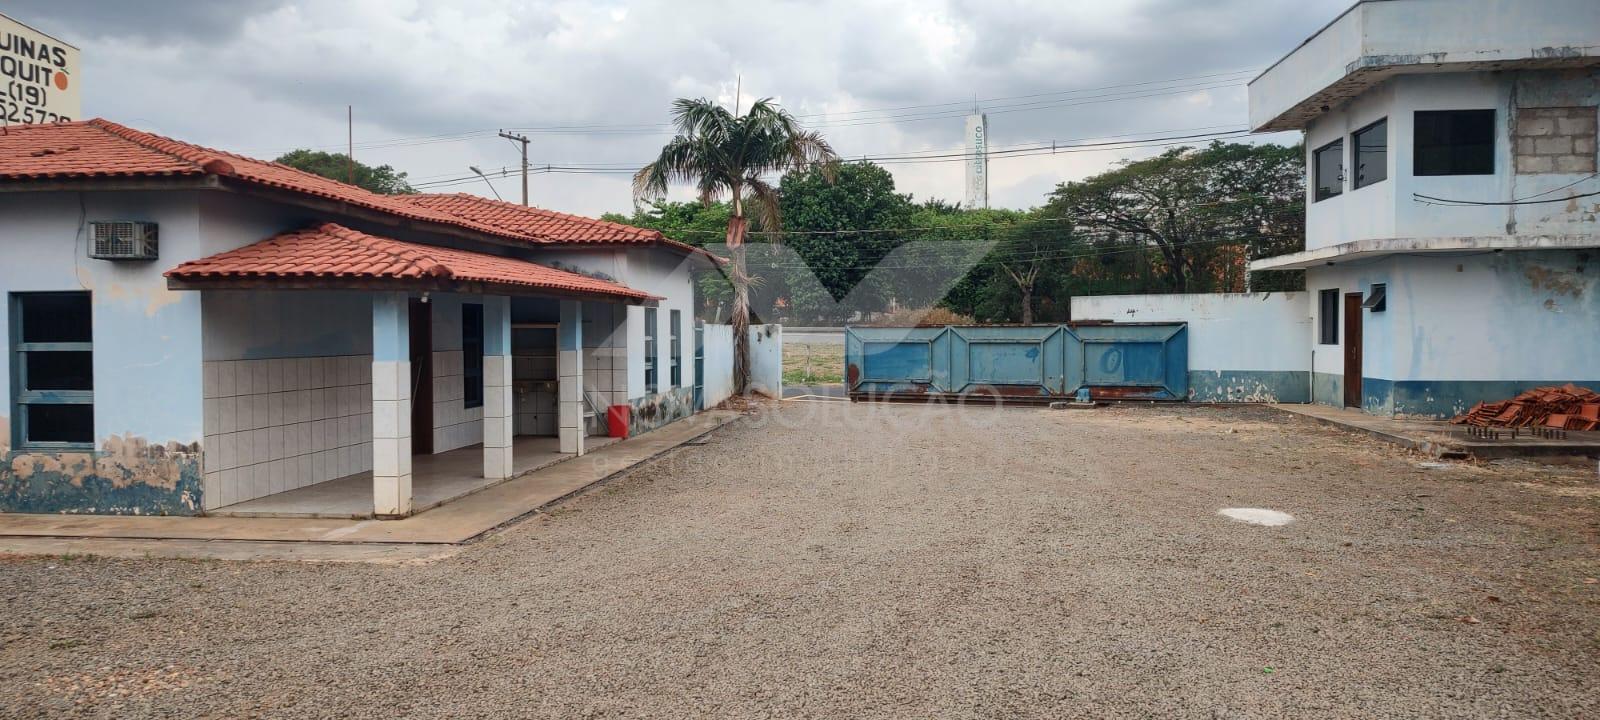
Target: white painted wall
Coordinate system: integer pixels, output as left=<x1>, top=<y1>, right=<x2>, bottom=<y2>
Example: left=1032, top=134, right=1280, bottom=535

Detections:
left=747, top=324, right=784, bottom=399
left=1303, top=70, right=1600, bottom=252
left=701, top=323, right=735, bottom=408
left=1249, top=0, right=1600, bottom=130
left=1072, top=293, right=1312, bottom=375
left=0, top=191, right=209, bottom=451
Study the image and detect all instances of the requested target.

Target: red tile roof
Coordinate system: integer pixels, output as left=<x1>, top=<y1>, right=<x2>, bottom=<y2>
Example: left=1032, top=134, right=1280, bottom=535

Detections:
left=0, top=119, right=626, bottom=244
left=165, top=223, right=657, bottom=302
left=402, top=192, right=723, bottom=262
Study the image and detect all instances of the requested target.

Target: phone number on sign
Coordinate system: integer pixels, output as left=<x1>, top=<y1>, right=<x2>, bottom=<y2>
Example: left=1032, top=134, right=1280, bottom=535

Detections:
left=3, top=82, right=72, bottom=124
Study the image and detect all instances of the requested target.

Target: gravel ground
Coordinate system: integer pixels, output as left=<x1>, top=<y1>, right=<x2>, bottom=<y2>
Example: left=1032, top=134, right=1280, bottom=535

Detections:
left=2, top=402, right=1598, bottom=719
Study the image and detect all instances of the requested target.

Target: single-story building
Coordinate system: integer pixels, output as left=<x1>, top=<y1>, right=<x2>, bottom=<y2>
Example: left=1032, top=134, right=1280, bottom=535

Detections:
left=0, top=118, right=730, bottom=517
left=1077, top=0, right=1600, bottom=417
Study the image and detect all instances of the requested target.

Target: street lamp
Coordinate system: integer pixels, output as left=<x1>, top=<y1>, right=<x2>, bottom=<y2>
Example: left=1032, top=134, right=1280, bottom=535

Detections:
left=468, top=166, right=504, bottom=202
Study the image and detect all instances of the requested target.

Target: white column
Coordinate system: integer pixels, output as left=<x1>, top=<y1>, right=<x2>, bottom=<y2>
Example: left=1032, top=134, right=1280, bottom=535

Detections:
left=482, top=296, right=513, bottom=480
left=558, top=299, right=585, bottom=456
left=372, top=292, right=412, bottom=517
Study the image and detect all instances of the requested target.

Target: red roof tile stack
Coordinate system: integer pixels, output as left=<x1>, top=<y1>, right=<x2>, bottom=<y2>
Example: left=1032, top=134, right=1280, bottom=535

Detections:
left=402, top=193, right=721, bottom=261
left=1450, top=385, right=1600, bottom=430
left=165, top=223, right=657, bottom=302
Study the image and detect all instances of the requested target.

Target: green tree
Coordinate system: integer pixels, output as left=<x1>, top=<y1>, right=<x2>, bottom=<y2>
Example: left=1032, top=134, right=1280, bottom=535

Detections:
left=1046, top=141, right=1304, bottom=294
left=274, top=149, right=417, bottom=195
left=776, top=162, right=914, bottom=322
left=633, top=98, right=839, bottom=393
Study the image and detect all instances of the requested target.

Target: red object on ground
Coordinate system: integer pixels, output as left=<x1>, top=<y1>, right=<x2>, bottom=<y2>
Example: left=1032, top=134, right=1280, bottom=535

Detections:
left=607, top=405, right=631, bottom=438
left=1450, top=384, right=1600, bottom=430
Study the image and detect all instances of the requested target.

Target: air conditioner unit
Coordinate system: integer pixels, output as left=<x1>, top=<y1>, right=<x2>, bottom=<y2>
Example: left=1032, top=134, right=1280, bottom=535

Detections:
left=88, top=221, right=159, bottom=260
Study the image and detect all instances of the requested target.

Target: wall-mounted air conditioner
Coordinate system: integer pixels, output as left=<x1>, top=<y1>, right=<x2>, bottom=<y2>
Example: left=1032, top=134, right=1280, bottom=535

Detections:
left=88, top=221, right=159, bottom=260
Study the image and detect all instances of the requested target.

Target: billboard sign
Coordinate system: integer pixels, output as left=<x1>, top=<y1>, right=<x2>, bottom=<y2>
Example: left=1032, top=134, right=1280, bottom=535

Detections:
left=964, top=113, right=988, bottom=209
left=1, top=12, right=81, bottom=124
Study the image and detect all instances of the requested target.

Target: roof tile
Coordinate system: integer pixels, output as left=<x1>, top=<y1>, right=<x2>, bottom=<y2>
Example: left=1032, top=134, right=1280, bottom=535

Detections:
left=166, top=223, right=657, bottom=302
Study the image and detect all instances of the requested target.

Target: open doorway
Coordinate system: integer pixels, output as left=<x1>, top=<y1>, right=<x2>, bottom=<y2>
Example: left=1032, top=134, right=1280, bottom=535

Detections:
left=1343, top=292, right=1363, bottom=409
left=409, top=298, right=434, bottom=454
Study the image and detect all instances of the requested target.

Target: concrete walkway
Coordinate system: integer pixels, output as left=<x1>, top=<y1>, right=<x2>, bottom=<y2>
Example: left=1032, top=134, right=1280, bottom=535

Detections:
left=1268, top=403, right=1600, bottom=459
left=0, top=410, right=739, bottom=560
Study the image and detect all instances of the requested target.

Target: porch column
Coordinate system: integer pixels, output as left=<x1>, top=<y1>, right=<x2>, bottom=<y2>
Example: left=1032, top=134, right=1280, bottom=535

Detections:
left=558, top=299, right=585, bottom=456
left=482, top=296, right=513, bottom=480
left=372, top=292, right=413, bottom=517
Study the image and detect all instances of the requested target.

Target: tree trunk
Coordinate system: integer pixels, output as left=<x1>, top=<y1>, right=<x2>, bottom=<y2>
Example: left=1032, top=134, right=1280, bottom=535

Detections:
left=1020, top=285, right=1033, bottom=325
left=727, top=214, right=752, bottom=395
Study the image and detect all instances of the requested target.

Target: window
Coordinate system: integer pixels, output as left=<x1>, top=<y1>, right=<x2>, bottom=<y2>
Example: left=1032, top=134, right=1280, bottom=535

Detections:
left=669, top=310, right=682, bottom=387
left=1362, top=283, right=1387, bottom=313
left=1313, top=139, right=1343, bottom=201
left=1352, top=118, right=1388, bottom=189
left=1415, top=110, right=1495, bottom=176
left=10, top=292, right=94, bottom=449
left=462, top=304, right=484, bottom=409
left=1318, top=289, right=1339, bottom=345
left=643, top=307, right=658, bottom=394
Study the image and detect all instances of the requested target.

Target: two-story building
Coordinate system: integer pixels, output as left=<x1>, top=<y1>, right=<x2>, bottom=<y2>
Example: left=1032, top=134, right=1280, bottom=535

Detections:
left=1078, top=0, right=1599, bottom=418
left=1247, top=0, right=1600, bottom=417
left=0, top=118, right=720, bottom=517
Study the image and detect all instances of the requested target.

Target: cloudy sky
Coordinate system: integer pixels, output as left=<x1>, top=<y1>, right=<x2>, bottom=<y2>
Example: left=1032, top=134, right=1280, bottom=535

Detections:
left=10, top=0, right=1339, bottom=217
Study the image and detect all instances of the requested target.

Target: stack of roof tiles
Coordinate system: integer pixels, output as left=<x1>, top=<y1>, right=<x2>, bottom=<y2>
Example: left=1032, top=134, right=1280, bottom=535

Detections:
left=1450, top=385, right=1600, bottom=430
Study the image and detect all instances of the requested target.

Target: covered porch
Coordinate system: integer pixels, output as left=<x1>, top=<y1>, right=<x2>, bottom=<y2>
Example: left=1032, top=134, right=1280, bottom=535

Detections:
left=167, top=223, right=653, bottom=518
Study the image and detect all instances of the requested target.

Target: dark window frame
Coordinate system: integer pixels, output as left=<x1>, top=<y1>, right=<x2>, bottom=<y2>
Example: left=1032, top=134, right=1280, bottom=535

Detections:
left=1352, top=117, right=1388, bottom=190
left=1414, top=109, right=1496, bottom=176
left=10, top=291, right=95, bottom=451
left=1362, top=283, right=1387, bottom=312
left=462, top=303, right=484, bottom=409
left=669, top=310, right=682, bottom=387
left=643, top=307, right=658, bottom=394
left=1318, top=289, right=1339, bottom=345
left=1313, top=139, right=1344, bottom=202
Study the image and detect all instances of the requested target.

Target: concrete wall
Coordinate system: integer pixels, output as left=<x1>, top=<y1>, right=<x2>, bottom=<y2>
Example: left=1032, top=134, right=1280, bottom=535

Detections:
left=1249, top=0, right=1600, bottom=130
left=1303, top=70, right=1600, bottom=252
left=1306, top=248, right=1600, bottom=416
left=1071, top=293, right=1312, bottom=402
left=0, top=192, right=209, bottom=514
left=701, top=323, right=735, bottom=408
left=747, top=324, right=784, bottom=399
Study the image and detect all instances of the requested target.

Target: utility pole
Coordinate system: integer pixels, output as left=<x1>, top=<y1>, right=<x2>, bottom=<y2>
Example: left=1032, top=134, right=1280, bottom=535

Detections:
left=346, top=105, right=354, bottom=186
left=498, top=130, right=530, bottom=206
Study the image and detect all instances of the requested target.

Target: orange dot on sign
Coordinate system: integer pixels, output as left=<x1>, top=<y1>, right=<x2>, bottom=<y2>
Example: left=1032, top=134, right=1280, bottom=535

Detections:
left=54, top=72, right=69, bottom=91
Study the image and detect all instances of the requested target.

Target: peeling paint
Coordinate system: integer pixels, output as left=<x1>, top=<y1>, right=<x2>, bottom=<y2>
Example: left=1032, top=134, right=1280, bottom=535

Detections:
left=1187, top=370, right=1310, bottom=403
left=0, top=434, right=203, bottom=515
left=1524, top=265, right=1586, bottom=298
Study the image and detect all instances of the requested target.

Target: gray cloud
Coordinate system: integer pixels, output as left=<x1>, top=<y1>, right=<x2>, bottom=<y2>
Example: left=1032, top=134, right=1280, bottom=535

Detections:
left=8, top=0, right=1342, bottom=215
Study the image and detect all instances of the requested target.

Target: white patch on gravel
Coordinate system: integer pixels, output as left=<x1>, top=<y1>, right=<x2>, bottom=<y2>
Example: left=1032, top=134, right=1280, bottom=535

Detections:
left=1218, top=508, right=1294, bottom=526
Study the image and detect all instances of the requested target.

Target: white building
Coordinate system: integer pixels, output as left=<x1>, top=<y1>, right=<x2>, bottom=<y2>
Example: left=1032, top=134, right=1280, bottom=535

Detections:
left=1078, top=0, right=1599, bottom=417
left=0, top=118, right=732, bottom=517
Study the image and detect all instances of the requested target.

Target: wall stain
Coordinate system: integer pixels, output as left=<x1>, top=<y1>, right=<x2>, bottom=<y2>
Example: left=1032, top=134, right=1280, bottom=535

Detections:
left=0, top=431, right=202, bottom=515
left=629, top=387, right=694, bottom=436
left=1525, top=265, right=1586, bottom=299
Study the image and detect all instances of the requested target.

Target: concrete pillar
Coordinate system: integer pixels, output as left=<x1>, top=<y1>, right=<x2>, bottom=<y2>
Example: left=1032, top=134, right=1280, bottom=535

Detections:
left=372, top=292, right=412, bottom=517
left=482, top=296, right=513, bottom=480
left=558, top=299, right=585, bottom=456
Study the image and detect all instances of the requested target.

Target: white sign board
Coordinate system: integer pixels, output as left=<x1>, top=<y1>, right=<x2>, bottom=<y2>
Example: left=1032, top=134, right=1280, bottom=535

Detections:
left=964, top=113, right=988, bottom=210
left=1, top=12, right=81, bottom=124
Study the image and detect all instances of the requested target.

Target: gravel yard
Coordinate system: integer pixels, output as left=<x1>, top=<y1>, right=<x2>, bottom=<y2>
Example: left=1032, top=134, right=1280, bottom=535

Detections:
left=2, top=402, right=1598, bottom=719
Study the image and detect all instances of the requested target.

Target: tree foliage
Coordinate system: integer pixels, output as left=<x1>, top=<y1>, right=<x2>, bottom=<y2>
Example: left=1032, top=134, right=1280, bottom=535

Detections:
left=273, top=149, right=417, bottom=195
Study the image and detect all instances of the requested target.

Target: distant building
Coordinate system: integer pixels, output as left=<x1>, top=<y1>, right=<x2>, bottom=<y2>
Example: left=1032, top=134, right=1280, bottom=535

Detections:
left=1076, top=0, right=1599, bottom=417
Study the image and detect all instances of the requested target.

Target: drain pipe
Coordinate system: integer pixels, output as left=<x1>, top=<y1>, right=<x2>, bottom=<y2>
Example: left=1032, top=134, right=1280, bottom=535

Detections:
left=1309, top=349, right=1315, bottom=405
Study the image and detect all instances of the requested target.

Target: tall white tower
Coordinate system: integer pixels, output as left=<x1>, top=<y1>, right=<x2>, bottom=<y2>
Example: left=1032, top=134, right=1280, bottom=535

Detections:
left=964, top=112, right=988, bottom=209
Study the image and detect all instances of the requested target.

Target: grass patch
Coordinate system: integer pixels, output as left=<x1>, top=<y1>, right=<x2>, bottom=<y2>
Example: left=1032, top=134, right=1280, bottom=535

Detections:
left=783, top=343, right=844, bottom=385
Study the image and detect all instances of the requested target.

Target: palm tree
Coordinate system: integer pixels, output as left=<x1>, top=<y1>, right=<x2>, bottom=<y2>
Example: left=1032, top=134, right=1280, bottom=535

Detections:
left=634, top=97, right=838, bottom=394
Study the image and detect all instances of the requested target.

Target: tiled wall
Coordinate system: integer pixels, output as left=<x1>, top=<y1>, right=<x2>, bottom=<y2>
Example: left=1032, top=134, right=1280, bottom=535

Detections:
left=431, top=349, right=483, bottom=453
left=202, top=355, right=374, bottom=508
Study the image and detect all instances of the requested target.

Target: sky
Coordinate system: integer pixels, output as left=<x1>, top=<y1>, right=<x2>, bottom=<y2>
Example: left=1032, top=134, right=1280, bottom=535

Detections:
left=8, top=0, right=1343, bottom=217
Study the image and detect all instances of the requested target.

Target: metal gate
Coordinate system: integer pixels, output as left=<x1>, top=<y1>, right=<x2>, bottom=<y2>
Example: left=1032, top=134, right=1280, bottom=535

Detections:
left=844, top=323, right=1187, bottom=401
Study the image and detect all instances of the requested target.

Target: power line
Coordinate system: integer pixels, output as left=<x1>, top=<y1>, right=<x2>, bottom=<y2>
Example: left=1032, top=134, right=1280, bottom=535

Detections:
left=409, top=128, right=1260, bottom=190
left=245, top=68, right=1260, bottom=155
